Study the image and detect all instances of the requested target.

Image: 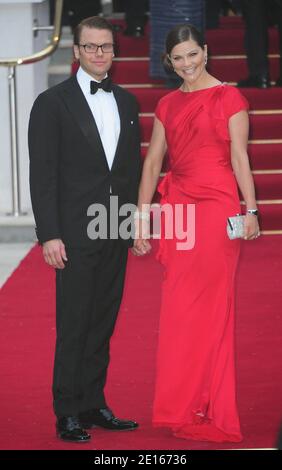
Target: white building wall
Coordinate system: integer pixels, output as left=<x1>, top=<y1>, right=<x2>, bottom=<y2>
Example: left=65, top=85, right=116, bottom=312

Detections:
left=0, top=0, right=50, bottom=215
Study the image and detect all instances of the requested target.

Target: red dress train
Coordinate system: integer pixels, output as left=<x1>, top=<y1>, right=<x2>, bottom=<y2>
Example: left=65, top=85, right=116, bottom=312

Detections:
left=152, top=84, right=249, bottom=442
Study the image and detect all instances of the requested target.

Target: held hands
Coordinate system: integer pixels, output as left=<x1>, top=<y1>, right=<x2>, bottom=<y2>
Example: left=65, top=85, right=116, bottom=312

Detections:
left=243, top=214, right=260, bottom=240
left=132, top=238, right=152, bottom=256
left=131, top=216, right=152, bottom=256
left=43, top=239, right=68, bottom=269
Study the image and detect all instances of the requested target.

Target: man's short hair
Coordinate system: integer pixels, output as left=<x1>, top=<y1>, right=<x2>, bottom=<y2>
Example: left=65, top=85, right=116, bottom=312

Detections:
left=73, top=16, right=115, bottom=45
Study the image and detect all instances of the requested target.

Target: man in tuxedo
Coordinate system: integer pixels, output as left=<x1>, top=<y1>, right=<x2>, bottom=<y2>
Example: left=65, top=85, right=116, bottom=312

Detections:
left=28, top=16, right=141, bottom=443
left=238, top=0, right=282, bottom=88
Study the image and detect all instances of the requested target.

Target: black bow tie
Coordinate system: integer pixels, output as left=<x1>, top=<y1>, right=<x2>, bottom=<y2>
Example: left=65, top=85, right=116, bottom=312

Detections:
left=90, top=77, right=112, bottom=94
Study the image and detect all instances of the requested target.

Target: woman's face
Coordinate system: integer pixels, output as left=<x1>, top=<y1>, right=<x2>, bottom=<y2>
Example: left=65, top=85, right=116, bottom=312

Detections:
left=169, top=39, right=207, bottom=84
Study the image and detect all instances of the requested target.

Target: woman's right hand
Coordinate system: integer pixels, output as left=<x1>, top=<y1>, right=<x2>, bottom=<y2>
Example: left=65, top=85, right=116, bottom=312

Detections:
left=131, top=218, right=152, bottom=256
left=132, top=238, right=152, bottom=256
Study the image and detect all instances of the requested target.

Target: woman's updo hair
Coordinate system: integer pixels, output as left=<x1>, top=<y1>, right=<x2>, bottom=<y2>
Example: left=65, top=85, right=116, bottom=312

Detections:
left=163, top=23, right=205, bottom=72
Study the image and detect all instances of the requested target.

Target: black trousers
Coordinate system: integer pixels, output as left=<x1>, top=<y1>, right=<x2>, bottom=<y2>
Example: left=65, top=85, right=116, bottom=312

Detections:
left=241, top=0, right=282, bottom=78
left=205, top=0, right=222, bottom=29
left=67, top=0, right=101, bottom=29
left=124, top=0, right=148, bottom=29
left=53, top=239, right=128, bottom=417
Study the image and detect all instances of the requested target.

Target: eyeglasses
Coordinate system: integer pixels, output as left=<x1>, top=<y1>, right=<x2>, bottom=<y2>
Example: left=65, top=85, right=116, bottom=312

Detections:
left=78, top=43, right=114, bottom=54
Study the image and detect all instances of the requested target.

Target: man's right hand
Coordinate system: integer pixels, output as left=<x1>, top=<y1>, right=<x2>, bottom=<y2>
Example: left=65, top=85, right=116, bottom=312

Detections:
left=42, top=239, right=68, bottom=269
left=132, top=238, right=152, bottom=256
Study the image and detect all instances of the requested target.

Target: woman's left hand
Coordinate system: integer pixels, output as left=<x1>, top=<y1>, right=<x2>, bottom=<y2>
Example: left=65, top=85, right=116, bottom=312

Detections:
left=243, top=214, right=260, bottom=240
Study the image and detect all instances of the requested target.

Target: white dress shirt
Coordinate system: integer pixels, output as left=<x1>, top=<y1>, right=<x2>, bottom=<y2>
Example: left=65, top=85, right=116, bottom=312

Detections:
left=76, top=66, right=120, bottom=170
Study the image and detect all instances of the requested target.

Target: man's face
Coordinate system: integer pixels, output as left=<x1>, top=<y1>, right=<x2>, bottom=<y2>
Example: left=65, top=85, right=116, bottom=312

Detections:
left=74, top=27, right=114, bottom=81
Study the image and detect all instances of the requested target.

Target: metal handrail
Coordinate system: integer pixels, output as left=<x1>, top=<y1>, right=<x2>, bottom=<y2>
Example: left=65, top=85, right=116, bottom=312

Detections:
left=0, top=0, right=63, bottom=66
left=0, top=0, right=64, bottom=216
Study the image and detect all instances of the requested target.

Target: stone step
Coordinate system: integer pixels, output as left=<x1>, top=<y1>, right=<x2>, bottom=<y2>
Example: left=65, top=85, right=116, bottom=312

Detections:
left=0, top=214, right=36, bottom=243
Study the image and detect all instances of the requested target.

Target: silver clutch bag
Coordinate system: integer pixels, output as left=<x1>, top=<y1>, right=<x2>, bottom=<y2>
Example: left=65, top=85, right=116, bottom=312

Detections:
left=227, top=214, right=245, bottom=240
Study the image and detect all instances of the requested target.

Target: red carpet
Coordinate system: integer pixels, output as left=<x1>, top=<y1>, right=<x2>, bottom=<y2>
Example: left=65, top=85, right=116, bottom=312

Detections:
left=105, top=21, right=280, bottom=57
left=108, top=58, right=281, bottom=84
left=139, top=114, right=282, bottom=142
left=129, top=88, right=282, bottom=112
left=1, top=15, right=281, bottom=452
left=142, top=143, right=282, bottom=170
left=73, top=59, right=281, bottom=84
left=0, top=237, right=282, bottom=450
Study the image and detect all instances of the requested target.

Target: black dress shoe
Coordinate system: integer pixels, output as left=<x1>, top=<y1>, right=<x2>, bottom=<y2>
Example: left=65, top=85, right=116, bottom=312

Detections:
left=275, top=77, right=282, bottom=87
left=79, top=407, right=139, bottom=431
left=124, top=26, right=144, bottom=38
left=237, top=76, right=271, bottom=88
left=56, top=416, right=91, bottom=442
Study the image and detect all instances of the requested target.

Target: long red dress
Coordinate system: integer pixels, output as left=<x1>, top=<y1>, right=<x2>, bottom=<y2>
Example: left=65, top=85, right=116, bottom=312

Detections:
left=152, top=83, right=249, bottom=442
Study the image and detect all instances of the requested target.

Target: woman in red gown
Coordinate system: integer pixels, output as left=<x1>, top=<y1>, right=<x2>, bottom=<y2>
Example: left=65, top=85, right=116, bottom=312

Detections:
left=133, top=24, right=260, bottom=442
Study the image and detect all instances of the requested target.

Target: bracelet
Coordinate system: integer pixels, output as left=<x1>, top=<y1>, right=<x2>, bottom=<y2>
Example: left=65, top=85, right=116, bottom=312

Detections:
left=134, top=211, right=150, bottom=221
left=246, top=209, right=258, bottom=216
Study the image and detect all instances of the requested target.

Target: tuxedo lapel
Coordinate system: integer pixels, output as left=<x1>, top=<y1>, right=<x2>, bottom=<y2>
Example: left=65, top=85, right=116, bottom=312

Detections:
left=60, top=76, right=109, bottom=170
left=111, top=85, right=127, bottom=171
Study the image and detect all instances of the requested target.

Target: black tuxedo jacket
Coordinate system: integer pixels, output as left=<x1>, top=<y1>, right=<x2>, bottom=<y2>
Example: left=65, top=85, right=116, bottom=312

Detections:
left=28, top=75, right=142, bottom=247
